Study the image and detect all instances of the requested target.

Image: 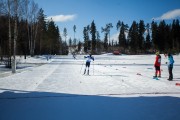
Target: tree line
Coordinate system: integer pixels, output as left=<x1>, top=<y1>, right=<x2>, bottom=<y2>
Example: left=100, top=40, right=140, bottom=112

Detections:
left=0, top=0, right=180, bottom=69
left=83, top=19, right=180, bottom=54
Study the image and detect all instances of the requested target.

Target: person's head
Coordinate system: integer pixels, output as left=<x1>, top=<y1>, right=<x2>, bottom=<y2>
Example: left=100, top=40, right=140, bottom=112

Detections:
left=168, top=53, right=171, bottom=57
left=156, top=51, right=159, bottom=55
left=89, top=54, right=92, bottom=57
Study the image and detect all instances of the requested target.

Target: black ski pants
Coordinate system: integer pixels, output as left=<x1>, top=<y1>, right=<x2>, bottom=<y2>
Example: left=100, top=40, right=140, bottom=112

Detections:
left=168, top=66, right=173, bottom=80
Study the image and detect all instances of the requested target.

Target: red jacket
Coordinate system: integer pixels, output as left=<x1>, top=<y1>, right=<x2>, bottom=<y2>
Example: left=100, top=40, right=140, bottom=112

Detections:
left=154, top=55, right=161, bottom=67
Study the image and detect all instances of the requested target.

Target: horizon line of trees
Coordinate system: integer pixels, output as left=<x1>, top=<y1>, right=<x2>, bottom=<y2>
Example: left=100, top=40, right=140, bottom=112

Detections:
left=0, top=0, right=180, bottom=69
left=83, top=19, right=180, bottom=55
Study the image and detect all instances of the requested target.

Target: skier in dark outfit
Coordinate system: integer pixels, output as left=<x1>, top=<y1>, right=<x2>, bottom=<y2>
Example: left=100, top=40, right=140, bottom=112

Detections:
left=84, top=54, right=94, bottom=75
left=167, top=53, right=174, bottom=81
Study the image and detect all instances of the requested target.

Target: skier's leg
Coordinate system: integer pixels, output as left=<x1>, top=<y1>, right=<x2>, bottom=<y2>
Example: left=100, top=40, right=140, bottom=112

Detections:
left=154, top=66, right=157, bottom=77
left=87, top=62, right=90, bottom=75
left=87, top=67, right=89, bottom=75
left=154, top=70, right=157, bottom=77
left=168, top=67, right=173, bottom=80
left=169, top=67, right=173, bottom=80
left=88, top=63, right=90, bottom=75
left=84, top=67, right=86, bottom=74
left=168, top=67, right=170, bottom=79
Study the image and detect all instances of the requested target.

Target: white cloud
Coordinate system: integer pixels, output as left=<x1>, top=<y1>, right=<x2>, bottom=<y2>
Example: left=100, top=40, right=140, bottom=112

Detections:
left=153, top=9, right=180, bottom=20
left=47, top=14, right=77, bottom=22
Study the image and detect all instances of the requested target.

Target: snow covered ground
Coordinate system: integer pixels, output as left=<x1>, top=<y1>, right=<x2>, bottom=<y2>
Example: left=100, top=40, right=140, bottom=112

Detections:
left=0, top=54, right=180, bottom=120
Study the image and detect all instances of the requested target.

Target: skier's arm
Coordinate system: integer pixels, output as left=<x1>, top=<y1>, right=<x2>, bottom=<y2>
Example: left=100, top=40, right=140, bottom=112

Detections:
left=91, top=57, right=94, bottom=61
left=169, top=57, right=174, bottom=65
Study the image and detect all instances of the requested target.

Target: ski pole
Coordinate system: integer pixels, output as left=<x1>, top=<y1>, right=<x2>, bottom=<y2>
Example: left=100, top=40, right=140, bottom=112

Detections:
left=93, top=61, right=94, bottom=75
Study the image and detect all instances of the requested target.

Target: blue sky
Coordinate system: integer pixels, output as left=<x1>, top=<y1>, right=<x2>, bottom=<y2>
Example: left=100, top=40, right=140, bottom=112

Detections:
left=34, top=0, right=180, bottom=42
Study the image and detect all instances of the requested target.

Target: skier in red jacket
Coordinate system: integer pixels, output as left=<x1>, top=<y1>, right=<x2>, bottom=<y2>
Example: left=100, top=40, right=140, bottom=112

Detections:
left=154, top=52, right=161, bottom=78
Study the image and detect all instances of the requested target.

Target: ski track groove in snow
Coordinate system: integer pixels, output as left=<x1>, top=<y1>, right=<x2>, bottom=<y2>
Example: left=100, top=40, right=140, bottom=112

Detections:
left=0, top=63, right=59, bottom=91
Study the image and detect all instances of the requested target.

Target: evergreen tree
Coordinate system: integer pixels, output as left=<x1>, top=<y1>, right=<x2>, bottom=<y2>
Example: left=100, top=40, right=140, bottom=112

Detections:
left=47, top=20, right=55, bottom=54
left=128, top=21, right=139, bottom=53
left=119, top=22, right=126, bottom=50
left=117, top=20, right=129, bottom=53
left=165, top=24, right=172, bottom=51
left=177, top=19, right=180, bottom=51
left=46, top=20, right=61, bottom=54
left=145, top=23, right=151, bottom=51
left=172, top=19, right=180, bottom=51
left=0, top=15, right=9, bottom=60
left=36, top=8, right=47, bottom=55
left=86, top=25, right=91, bottom=51
left=18, top=19, right=28, bottom=55
left=138, top=20, right=145, bottom=51
left=90, top=20, right=96, bottom=54
left=158, top=20, right=166, bottom=52
left=83, top=27, right=88, bottom=53
left=54, top=26, right=61, bottom=54
left=151, top=20, right=158, bottom=50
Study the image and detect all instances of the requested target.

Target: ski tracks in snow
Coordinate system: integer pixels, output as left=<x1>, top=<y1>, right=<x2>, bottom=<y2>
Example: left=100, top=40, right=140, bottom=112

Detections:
left=0, top=63, right=59, bottom=91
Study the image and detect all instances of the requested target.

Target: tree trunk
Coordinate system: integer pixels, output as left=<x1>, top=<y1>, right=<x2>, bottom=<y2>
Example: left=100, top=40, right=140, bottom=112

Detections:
left=8, top=0, right=11, bottom=68
left=12, top=0, right=18, bottom=73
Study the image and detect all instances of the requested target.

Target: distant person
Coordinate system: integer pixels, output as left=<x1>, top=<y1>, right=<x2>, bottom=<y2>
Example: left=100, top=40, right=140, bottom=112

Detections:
left=84, top=54, right=94, bottom=75
left=72, top=52, right=76, bottom=59
left=164, top=53, right=168, bottom=58
left=154, top=51, right=161, bottom=78
left=167, top=53, right=174, bottom=81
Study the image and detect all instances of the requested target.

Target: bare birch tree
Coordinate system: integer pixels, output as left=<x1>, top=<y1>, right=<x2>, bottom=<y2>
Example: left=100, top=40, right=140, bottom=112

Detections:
left=29, top=1, right=38, bottom=56
left=7, top=0, right=12, bottom=68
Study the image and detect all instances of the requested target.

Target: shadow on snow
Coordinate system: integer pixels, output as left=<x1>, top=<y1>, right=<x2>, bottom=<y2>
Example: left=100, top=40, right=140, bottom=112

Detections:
left=0, top=88, right=180, bottom=120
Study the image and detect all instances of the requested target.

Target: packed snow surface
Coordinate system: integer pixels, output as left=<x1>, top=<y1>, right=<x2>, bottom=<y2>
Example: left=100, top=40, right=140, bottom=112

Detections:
left=0, top=54, right=180, bottom=120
